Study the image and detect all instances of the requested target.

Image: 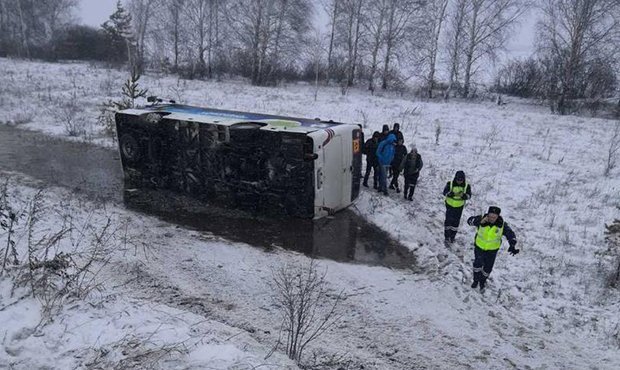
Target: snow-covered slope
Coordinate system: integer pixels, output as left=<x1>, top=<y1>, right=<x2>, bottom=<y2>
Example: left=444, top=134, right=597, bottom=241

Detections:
left=1, top=58, right=619, bottom=369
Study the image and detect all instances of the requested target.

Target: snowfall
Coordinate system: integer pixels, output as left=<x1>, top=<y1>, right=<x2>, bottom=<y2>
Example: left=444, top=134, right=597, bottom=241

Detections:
left=0, top=57, right=619, bottom=370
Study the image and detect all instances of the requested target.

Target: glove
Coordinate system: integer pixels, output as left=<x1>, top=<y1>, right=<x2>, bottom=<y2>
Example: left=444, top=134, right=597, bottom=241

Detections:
left=508, top=245, right=519, bottom=256
left=462, top=194, right=469, bottom=200
left=447, top=191, right=454, bottom=197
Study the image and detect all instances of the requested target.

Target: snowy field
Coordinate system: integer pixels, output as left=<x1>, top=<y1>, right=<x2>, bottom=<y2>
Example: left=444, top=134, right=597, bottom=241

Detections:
left=1, top=57, right=620, bottom=369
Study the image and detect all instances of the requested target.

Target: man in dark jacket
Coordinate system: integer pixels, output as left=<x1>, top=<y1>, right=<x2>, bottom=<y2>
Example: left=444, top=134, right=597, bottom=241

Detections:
left=400, top=144, right=423, bottom=201
left=467, top=206, right=518, bottom=292
left=390, top=122, right=405, bottom=142
left=379, top=124, right=390, bottom=142
left=376, top=133, right=396, bottom=195
left=389, top=139, right=407, bottom=193
left=362, top=131, right=380, bottom=189
left=443, top=170, right=471, bottom=245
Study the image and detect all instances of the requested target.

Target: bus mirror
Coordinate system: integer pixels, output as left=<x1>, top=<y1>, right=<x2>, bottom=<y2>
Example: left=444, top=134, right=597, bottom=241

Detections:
left=304, top=153, right=318, bottom=161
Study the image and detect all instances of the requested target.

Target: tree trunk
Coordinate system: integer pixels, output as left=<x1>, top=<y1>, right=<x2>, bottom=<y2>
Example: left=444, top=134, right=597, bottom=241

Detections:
left=368, top=6, right=385, bottom=94
left=251, top=1, right=263, bottom=85
left=446, top=0, right=466, bottom=99
left=427, top=0, right=448, bottom=99
left=173, top=9, right=179, bottom=70
left=326, top=0, right=338, bottom=85
left=462, top=2, right=479, bottom=98
left=207, top=0, right=214, bottom=78
left=381, top=0, right=395, bottom=90
left=348, top=0, right=363, bottom=87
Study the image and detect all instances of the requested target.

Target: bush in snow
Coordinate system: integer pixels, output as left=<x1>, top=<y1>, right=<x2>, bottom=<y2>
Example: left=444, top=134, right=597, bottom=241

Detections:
left=269, top=260, right=345, bottom=365
left=602, top=220, right=620, bottom=288
left=0, top=182, right=120, bottom=321
left=604, top=122, right=620, bottom=177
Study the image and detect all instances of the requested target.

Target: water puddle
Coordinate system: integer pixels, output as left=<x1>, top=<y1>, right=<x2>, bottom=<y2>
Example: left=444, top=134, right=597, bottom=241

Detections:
left=0, top=125, right=416, bottom=269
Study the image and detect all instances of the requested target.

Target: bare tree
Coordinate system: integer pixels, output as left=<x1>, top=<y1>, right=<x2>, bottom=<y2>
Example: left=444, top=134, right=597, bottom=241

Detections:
left=0, top=0, right=78, bottom=58
left=381, top=0, right=423, bottom=90
left=334, top=0, right=366, bottom=87
left=363, top=0, right=389, bottom=93
left=270, top=260, right=344, bottom=364
left=537, top=0, right=620, bottom=114
left=461, top=0, right=529, bottom=98
left=128, top=0, right=156, bottom=72
left=324, top=0, right=341, bottom=85
left=307, top=27, right=326, bottom=101
left=169, top=0, right=185, bottom=70
left=444, top=0, right=468, bottom=99
left=185, top=0, right=211, bottom=76
left=226, top=0, right=312, bottom=85
left=420, top=0, right=450, bottom=98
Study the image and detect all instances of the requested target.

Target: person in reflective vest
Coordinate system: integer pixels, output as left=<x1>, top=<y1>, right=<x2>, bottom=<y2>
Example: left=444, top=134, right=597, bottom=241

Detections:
left=442, top=171, right=472, bottom=245
left=467, top=206, right=518, bottom=292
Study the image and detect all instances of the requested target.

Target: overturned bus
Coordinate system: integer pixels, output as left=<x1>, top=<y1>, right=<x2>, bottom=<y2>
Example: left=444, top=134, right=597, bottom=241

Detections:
left=115, top=103, right=363, bottom=219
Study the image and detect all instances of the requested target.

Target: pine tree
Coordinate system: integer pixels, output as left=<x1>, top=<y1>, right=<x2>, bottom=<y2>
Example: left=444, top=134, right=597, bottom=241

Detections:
left=114, top=67, right=148, bottom=110
left=101, top=0, right=135, bottom=66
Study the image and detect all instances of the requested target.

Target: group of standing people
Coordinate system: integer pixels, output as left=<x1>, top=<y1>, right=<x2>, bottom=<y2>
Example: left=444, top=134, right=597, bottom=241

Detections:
left=362, top=124, right=520, bottom=293
left=362, top=123, right=423, bottom=201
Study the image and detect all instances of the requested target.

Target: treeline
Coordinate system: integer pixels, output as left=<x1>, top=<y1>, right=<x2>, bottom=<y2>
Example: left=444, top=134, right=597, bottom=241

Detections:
left=494, top=0, right=620, bottom=115
left=1, top=0, right=618, bottom=114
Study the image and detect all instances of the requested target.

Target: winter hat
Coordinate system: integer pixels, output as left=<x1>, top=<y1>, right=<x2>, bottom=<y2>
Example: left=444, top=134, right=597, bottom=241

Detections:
left=382, top=124, right=389, bottom=132
left=488, top=206, right=501, bottom=215
left=372, top=131, right=381, bottom=139
left=455, top=170, right=465, bottom=181
left=393, top=122, right=400, bottom=130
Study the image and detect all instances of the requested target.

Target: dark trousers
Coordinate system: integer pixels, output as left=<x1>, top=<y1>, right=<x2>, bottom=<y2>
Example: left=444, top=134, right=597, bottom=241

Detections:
left=473, top=246, right=498, bottom=284
left=378, top=165, right=389, bottom=194
left=389, top=169, right=402, bottom=190
left=363, top=160, right=378, bottom=187
left=444, top=204, right=463, bottom=241
left=404, top=173, right=419, bottom=199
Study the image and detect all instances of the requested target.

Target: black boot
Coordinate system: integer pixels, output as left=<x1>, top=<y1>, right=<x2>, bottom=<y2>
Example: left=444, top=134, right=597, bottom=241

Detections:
left=471, top=280, right=478, bottom=288
left=479, top=279, right=486, bottom=292
left=363, top=181, right=368, bottom=187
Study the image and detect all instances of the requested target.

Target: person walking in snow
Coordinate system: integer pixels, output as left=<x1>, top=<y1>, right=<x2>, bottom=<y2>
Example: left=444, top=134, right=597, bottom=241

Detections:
left=466, top=206, right=518, bottom=292
left=376, top=133, right=396, bottom=195
left=443, top=171, right=471, bottom=245
left=363, top=131, right=380, bottom=189
left=388, top=123, right=404, bottom=178
left=400, top=144, right=423, bottom=201
left=389, top=139, right=407, bottom=193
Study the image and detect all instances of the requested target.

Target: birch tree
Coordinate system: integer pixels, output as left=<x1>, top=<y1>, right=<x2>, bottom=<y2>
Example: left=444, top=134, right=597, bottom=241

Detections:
left=444, top=0, right=468, bottom=99
left=420, top=0, right=449, bottom=98
left=381, top=0, right=423, bottom=90
left=537, top=0, right=620, bottom=114
left=363, top=0, right=389, bottom=93
left=461, top=0, right=529, bottom=98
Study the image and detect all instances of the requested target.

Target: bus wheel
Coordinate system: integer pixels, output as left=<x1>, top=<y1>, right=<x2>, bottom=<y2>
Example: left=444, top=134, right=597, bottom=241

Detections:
left=120, top=134, right=140, bottom=163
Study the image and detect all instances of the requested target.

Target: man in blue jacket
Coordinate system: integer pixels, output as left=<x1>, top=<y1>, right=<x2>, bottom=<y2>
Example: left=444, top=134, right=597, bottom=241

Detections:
left=375, top=133, right=396, bottom=195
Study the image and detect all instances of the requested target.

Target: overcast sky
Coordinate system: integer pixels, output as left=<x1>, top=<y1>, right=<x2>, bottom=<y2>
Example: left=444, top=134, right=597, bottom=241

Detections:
left=78, top=0, right=117, bottom=28
left=77, top=0, right=538, bottom=61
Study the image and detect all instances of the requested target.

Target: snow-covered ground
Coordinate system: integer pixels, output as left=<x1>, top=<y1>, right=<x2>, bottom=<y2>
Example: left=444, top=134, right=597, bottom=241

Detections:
left=1, top=58, right=620, bottom=369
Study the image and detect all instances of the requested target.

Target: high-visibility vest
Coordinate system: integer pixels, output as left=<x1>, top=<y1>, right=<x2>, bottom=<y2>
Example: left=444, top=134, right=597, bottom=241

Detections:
left=475, top=223, right=505, bottom=251
left=445, top=181, right=467, bottom=208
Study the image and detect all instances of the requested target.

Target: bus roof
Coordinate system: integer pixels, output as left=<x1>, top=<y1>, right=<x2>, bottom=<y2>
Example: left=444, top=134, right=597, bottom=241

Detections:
left=120, top=104, right=354, bottom=133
